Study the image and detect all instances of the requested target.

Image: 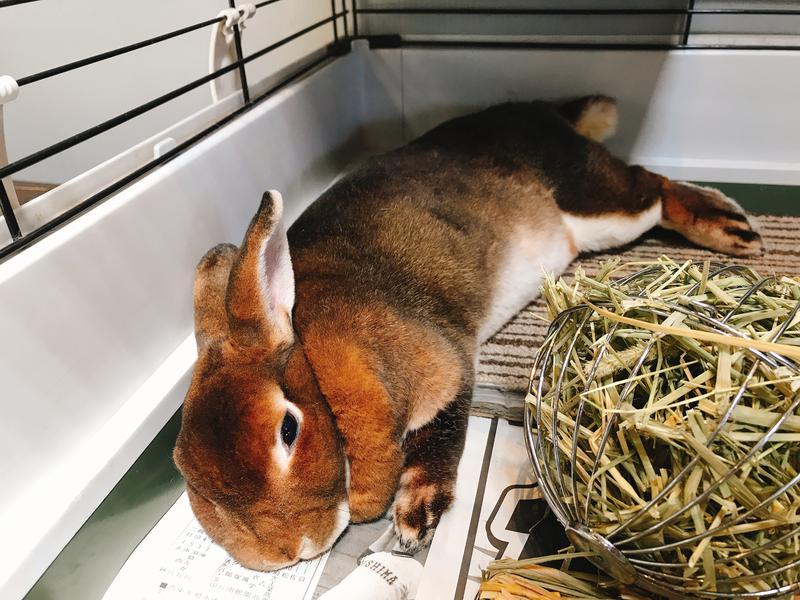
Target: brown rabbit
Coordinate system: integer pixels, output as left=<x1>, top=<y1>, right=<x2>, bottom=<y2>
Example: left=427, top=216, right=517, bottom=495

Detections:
left=173, top=96, right=763, bottom=571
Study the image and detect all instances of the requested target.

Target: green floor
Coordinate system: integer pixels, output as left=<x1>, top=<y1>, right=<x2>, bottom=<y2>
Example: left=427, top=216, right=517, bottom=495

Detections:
left=22, top=182, right=799, bottom=600
left=706, top=182, right=799, bottom=216
left=24, top=412, right=185, bottom=600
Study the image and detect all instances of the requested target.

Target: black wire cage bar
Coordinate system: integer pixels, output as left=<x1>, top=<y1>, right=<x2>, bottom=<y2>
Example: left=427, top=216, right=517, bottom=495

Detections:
left=355, top=7, right=800, bottom=16
left=15, top=14, right=231, bottom=88
left=0, top=0, right=350, bottom=260
left=0, top=1, right=797, bottom=260
left=351, top=2, right=800, bottom=51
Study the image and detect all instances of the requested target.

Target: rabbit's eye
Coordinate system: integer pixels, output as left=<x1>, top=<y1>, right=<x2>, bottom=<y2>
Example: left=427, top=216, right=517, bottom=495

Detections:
left=280, top=411, right=298, bottom=449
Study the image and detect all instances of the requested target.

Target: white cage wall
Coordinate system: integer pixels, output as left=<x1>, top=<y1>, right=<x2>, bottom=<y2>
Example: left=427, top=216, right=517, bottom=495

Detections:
left=0, top=2, right=799, bottom=597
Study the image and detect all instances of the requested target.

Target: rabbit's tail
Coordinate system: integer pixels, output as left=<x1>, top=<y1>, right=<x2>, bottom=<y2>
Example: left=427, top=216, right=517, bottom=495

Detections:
left=558, top=95, right=618, bottom=142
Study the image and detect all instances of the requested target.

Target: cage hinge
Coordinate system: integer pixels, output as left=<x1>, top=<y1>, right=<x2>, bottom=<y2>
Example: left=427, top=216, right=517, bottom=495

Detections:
left=217, top=4, right=256, bottom=43
left=209, top=4, right=257, bottom=104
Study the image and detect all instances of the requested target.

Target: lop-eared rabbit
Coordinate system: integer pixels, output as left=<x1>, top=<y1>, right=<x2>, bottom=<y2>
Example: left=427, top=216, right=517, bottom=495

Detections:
left=173, top=97, right=762, bottom=570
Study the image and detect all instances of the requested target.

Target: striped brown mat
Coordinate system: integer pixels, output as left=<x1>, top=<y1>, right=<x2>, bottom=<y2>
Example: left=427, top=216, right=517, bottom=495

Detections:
left=476, top=214, right=800, bottom=396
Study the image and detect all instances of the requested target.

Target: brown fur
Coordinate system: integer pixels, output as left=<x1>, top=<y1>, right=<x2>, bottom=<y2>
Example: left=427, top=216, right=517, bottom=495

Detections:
left=174, top=97, right=763, bottom=570
left=175, top=340, right=348, bottom=570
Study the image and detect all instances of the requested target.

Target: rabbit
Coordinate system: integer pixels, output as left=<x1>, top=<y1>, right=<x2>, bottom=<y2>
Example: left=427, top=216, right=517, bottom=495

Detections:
left=173, top=96, right=763, bottom=571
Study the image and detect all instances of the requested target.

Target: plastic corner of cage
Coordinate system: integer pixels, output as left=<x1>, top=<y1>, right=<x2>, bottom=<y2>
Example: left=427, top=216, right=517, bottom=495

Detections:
left=0, top=75, right=19, bottom=105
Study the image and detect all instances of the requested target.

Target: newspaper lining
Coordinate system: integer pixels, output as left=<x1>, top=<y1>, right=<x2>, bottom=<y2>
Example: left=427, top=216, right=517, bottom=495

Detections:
left=103, top=493, right=327, bottom=600
left=104, top=416, right=539, bottom=600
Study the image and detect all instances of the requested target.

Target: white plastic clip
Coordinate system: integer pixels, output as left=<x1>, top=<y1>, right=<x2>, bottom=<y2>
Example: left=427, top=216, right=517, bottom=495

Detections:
left=208, top=5, right=257, bottom=103
left=0, top=75, right=21, bottom=210
left=216, top=8, right=240, bottom=44
left=237, top=4, right=256, bottom=31
left=215, top=4, right=256, bottom=43
left=0, top=75, right=20, bottom=106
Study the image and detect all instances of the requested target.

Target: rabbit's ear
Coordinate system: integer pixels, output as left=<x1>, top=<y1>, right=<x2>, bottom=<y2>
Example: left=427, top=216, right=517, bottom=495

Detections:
left=193, top=243, right=237, bottom=350
left=225, top=190, right=295, bottom=348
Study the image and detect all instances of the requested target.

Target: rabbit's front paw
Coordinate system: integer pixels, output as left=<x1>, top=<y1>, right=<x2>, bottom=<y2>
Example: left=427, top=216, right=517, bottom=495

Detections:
left=392, top=467, right=454, bottom=554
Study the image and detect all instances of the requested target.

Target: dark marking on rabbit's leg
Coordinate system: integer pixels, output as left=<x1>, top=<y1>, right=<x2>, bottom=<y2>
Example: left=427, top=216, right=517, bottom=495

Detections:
left=567, top=157, right=763, bottom=256
left=659, top=179, right=764, bottom=257
left=393, top=383, right=472, bottom=552
left=556, top=156, right=762, bottom=257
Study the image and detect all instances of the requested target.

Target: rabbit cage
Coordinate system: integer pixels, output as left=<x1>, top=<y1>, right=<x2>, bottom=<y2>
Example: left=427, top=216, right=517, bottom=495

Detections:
left=0, top=1, right=799, bottom=598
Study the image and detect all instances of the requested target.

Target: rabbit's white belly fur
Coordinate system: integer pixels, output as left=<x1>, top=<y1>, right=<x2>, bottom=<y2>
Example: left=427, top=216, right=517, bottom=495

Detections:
left=478, top=205, right=664, bottom=344
left=478, top=224, right=575, bottom=343
left=561, top=203, right=662, bottom=253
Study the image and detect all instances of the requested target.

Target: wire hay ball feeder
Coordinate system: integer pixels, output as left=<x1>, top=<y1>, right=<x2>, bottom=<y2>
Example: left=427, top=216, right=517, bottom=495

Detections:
left=524, top=258, right=800, bottom=599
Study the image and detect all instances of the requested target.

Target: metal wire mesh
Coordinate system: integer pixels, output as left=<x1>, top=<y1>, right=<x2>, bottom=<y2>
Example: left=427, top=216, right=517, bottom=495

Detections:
left=524, top=263, right=800, bottom=599
left=353, top=2, right=800, bottom=50
left=0, top=1, right=350, bottom=260
left=1, top=2, right=797, bottom=260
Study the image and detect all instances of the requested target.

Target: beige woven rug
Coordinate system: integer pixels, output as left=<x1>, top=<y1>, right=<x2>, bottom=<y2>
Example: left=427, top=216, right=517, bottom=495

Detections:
left=475, top=214, right=800, bottom=399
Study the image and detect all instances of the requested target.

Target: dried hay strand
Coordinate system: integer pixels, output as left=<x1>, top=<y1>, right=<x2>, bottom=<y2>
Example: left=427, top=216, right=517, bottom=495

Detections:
left=479, top=555, right=649, bottom=600
left=524, top=257, right=800, bottom=599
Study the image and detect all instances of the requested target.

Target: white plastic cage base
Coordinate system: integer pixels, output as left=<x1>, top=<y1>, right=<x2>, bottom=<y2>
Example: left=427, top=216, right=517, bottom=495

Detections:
left=1, top=41, right=799, bottom=598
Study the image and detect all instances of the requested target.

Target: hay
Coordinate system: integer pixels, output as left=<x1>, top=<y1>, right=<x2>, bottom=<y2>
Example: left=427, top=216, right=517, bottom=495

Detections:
left=525, top=257, right=800, bottom=598
left=479, top=556, right=648, bottom=600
